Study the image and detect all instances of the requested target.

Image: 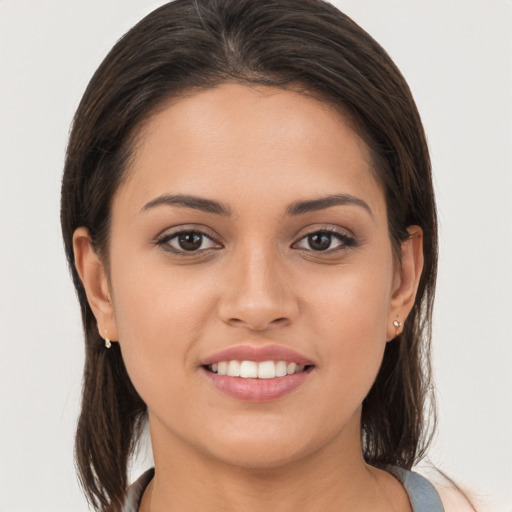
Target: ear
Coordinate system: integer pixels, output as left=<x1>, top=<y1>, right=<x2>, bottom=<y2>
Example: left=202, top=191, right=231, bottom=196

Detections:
left=73, top=227, right=118, bottom=342
left=386, top=226, right=424, bottom=340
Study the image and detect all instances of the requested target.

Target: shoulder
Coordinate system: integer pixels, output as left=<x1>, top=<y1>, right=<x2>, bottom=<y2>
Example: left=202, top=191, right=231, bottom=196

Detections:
left=387, top=466, right=445, bottom=511
left=123, top=468, right=154, bottom=512
left=435, top=486, right=479, bottom=512
left=387, top=466, right=481, bottom=512
left=406, top=463, right=483, bottom=512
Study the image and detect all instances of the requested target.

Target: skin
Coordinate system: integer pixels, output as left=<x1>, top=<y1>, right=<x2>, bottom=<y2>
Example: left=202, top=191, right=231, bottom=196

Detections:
left=74, top=83, right=424, bottom=512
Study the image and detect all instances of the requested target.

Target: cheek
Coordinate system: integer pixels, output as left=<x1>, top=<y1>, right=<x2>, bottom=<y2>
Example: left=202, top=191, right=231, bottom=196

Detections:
left=302, top=260, right=393, bottom=394
left=112, top=254, right=216, bottom=338
left=305, top=260, right=393, bottom=339
left=109, top=259, right=217, bottom=399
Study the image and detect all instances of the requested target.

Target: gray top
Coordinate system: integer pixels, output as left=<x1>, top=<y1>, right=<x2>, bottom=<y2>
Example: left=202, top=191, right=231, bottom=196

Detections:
left=388, top=466, right=445, bottom=512
left=122, top=466, right=444, bottom=512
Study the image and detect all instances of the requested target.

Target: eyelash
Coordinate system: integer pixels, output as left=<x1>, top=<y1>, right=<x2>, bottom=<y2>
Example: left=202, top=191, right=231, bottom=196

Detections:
left=292, top=228, right=357, bottom=253
left=155, top=227, right=357, bottom=256
left=155, top=229, right=220, bottom=255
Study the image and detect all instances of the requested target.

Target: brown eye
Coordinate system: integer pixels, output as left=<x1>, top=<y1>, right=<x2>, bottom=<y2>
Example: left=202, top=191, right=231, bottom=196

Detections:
left=307, top=232, right=332, bottom=251
left=157, top=230, right=220, bottom=254
left=177, top=231, right=204, bottom=251
left=293, top=230, right=356, bottom=253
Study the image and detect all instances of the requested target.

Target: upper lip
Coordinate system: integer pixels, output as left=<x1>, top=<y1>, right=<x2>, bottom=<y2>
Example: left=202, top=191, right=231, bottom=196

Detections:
left=200, top=344, right=314, bottom=366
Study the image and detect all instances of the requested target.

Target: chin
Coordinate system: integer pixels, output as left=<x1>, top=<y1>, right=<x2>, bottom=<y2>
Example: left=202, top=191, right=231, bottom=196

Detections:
left=193, top=423, right=335, bottom=471
left=206, top=442, right=309, bottom=471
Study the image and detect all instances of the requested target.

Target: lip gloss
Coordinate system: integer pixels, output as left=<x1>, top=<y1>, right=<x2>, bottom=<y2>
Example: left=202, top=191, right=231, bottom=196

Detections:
left=202, top=366, right=312, bottom=402
left=200, top=344, right=314, bottom=402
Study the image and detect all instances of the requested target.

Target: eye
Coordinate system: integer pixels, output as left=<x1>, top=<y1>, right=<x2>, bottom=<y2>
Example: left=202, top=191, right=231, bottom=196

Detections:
left=156, top=230, right=221, bottom=254
left=293, top=229, right=356, bottom=252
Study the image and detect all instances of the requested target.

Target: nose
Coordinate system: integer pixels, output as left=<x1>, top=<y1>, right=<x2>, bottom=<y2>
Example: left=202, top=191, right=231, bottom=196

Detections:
left=217, top=244, right=299, bottom=331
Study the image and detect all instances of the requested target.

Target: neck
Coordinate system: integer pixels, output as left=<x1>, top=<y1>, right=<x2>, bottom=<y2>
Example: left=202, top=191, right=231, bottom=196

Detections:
left=141, top=414, right=411, bottom=512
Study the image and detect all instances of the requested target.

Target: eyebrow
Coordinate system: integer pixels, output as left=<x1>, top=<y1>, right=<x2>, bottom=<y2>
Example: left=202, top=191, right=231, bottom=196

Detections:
left=141, top=192, right=372, bottom=217
left=285, top=194, right=373, bottom=217
left=141, top=194, right=232, bottom=216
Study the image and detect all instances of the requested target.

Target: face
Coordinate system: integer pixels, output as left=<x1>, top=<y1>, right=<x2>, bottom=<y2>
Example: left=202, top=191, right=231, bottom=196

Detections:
left=76, top=83, right=421, bottom=470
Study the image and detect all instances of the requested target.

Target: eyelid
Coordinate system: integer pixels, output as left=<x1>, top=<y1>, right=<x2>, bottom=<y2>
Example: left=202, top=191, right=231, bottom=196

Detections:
left=154, top=223, right=219, bottom=241
left=292, top=224, right=355, bottom=241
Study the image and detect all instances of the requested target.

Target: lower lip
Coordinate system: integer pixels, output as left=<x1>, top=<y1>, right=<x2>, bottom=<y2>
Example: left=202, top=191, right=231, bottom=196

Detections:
left=202, top=367, right=313, bottom=402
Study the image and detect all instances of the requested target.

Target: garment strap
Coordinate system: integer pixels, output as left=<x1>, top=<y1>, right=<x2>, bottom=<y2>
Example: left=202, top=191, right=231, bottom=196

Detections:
left=388, top=466, right=445, bottom=512
left=123, top=468, right=154, bottom=512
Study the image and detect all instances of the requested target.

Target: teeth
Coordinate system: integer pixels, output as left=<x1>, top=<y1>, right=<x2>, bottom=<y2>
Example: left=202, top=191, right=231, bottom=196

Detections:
left=208, top=360, right=308, bottom=378
left=257, top=361, right=276, bottom=379
left=275, top=361, right=287, bottom=377
left=227, top=360, right=241, bottom=377
left=287, top=362, right=296, bottom=375
left=240, top=360, right=258, bottom=378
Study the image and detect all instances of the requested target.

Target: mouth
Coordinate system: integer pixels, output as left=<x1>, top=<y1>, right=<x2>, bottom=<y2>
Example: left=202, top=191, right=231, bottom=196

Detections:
left=204, top=360, right=313, bottom=379
left=200, top=345, right=315, bottom=401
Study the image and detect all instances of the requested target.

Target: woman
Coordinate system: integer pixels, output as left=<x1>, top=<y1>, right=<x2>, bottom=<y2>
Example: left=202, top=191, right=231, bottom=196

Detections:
left=60, top=0, right=474, bottom=510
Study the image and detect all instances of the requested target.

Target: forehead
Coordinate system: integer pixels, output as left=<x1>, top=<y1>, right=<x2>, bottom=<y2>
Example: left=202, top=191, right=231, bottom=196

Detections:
left=117, top=83, right=385, bottom=220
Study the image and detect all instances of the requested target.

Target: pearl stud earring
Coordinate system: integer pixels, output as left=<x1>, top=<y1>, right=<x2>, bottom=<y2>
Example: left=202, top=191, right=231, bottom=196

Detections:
left=393, top=320, right=402, bottom=337
left=103, top=329, right=112, bottom=349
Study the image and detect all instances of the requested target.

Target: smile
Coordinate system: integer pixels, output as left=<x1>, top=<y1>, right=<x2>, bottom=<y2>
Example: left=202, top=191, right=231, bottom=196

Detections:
left=201, top=345, right=314, bottom=401
left=206, top=360, right=308, bottom=379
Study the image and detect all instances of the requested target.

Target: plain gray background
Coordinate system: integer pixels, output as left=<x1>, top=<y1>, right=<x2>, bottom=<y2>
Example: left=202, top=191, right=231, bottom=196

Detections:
left=1, top=1, right=511, bottom=511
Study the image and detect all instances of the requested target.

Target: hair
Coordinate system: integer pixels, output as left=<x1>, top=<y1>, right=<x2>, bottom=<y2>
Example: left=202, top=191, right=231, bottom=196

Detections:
left=61, top=1, right=438, bottom=510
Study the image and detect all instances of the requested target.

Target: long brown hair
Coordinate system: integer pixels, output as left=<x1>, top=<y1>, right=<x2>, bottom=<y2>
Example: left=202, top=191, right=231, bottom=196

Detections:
left=61, top=1, right=438, bottom=510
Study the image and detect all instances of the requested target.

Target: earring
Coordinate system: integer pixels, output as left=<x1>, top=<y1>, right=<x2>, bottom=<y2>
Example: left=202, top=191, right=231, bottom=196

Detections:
left=103, top=329, right=112, bottom=349
left=393, top=320, right=402, bottom=337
